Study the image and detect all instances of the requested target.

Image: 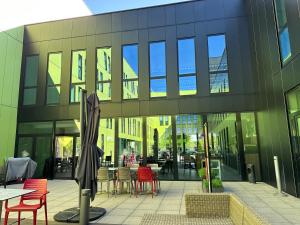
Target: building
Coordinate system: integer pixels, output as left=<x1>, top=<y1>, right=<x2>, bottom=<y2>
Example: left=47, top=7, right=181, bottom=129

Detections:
left=0, top=0, right=300, bottom=197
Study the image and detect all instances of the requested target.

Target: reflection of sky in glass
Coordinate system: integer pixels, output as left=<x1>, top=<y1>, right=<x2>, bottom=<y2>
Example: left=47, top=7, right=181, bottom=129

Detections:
left=178, top=39, right=196, bottom=75
left=208, top=35, right=225, bottom=57
left=279, top=27, right=291, bottom=62
left=150, top=42, right=166, bottom=77
left=150, top=79, right=166, bottom=97
left=179, top=76, right=196, bottom=94
left=123, top=45, right=138, bottom=75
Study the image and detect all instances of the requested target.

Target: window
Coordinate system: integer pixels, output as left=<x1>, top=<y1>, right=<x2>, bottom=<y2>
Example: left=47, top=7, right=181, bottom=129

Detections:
left=274, top=0, right=291, bottom=64
left=70, top=50, right=86, bottom=103
left=178, top=38, right=197, bottom=96
left=122, top=44, right=138, bottom=99
left=149, top=42, right=167, bottom=97
left=23, top=55, right=38, bottom=105
left=208, top=34, right=229, bottom=93
left=160, top=116, right=164, bottom=126
left=46, top=53, right=61, bottom=104
left=96, top=47, right=112, bottom=101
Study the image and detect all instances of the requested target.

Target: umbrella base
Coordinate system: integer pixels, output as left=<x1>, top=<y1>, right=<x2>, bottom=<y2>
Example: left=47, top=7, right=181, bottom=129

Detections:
left=54, top=207, right=106, bottom=223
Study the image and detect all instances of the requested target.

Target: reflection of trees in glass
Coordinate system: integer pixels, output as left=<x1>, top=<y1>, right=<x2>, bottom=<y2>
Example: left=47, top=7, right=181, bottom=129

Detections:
left=153, top=128, right=159, bottom=160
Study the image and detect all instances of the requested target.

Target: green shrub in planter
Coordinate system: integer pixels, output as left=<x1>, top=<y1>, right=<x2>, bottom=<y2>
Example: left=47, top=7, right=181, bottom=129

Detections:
left=202, top=178, right=224, bottom=193
left=198, top=168, right=206, bottom=179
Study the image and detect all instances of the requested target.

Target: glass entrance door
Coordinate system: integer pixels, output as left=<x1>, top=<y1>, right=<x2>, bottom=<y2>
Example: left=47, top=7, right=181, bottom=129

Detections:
left=54, top=136, right=76, bottom=179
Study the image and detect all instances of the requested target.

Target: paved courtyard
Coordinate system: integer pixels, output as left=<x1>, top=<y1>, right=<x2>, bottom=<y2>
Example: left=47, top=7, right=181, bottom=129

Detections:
left=1, top=180, right=300, bottom=225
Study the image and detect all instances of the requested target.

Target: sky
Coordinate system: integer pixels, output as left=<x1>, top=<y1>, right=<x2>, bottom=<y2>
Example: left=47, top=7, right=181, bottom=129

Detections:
left=0, top=0, right=191, bottom=32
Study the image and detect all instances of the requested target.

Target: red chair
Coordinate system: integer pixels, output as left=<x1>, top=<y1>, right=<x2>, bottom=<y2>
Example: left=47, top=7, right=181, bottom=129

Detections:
left=4, top=179, right=49, bottom=225
left=136, top=167, right=156, bottom=198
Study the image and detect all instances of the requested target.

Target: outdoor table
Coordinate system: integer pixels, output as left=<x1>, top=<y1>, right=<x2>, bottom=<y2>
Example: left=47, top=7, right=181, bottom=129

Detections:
left=0, top=188, right=36, bottom=222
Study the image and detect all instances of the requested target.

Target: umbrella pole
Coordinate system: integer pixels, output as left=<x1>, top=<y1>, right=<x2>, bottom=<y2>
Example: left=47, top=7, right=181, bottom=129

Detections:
left=79, top=89, right=87, bottom=208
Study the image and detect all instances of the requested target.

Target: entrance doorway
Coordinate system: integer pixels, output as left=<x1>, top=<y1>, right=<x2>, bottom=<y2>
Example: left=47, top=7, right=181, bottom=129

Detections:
left=54, top=136, right=80, bottom=179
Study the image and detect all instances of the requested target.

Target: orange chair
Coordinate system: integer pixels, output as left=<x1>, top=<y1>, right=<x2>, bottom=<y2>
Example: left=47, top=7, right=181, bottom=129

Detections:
left=136, top=166, right=156, bottom=198
left=4, top=179, right=49, bottom=225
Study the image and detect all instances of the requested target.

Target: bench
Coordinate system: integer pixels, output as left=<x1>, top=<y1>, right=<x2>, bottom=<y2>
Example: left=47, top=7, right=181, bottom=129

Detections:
left=140, top=193, right=269, bottom=225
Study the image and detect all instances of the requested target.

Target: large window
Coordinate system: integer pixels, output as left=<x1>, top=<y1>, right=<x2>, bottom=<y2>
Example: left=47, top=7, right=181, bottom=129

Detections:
left=122, top=45, right=138, bottom=99
left=208, top=34, right=229, bottom=93
left=274, top=0, right=291, bottom=64
left=23, top=55, right=38, bottom=105
left=177, top=38, right=197, bottom=96
left=70, top=50, right=86, bottom=103
left=96, top=48, right=112, bottom=101
left=46, top=53, right=61, bottom=104
left=149, top=42, right=167, bottom=97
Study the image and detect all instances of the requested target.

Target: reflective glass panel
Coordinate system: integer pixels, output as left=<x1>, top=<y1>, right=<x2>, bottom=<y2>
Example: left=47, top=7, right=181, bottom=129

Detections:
left=178, top=39, right=196, bottom=75
left=150, top=42, right=166, bottom=77
left=18, top=122, right=53, bottom=134
left=179, top=76, right=197, bottom=96
left=123, top=80, right=138, bottom=99
left=47, top=86, right=60, bottom=104
left=70, top=83, right=85, bottom=103
left=122, top=45, right=138, bottom=79
left=210, top=72, right=229, bottom=93
left=274, top=0, right=291, bottom=63
left=71, top=50, right=86, bottom=83
left=208, top=35, right=227, bottom=72
left=23, top=88, right=37, bottom=105
left=150, top=79, right=167, bottom=97
left=96, top=82, right=111, bottom=101
left=98, top=118, right=115, bottom=165
left=97, top=48, right=111, bottom=81
left=47, top=53, right=61, bottom=85
left=118, top=117, right=143, bottom=166
left=24, top=56, right=38, bottom=87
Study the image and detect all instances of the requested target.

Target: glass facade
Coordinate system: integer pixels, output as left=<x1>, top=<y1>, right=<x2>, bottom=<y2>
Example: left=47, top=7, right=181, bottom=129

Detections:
left=23, top=55, right=38, bottom=105
left=208, top=34, right=229, bottom=93
left=177, top=39, right=197, bottom=96
left=96, top=48, right=112, bottom=101
left=70, top=50, right=86, bottom=103
left=122, top=45, right=138, bottom=99
left=118, top=117, right=143, bottom=166
left=46, top=53, right=62, bottom=104
left=274, top=0, right=291, bottom=63
left=149, top=42, right=167, bottom=97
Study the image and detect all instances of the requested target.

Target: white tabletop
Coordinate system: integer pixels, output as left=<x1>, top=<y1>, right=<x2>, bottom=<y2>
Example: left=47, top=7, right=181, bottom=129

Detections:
left=107, top=167, right=161, bottom=172
left=0, top=188, right=36, bottom=201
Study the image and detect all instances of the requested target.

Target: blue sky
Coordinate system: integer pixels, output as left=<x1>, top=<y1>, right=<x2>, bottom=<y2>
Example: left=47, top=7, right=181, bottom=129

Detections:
left=83, top=0, right=191, bottom=14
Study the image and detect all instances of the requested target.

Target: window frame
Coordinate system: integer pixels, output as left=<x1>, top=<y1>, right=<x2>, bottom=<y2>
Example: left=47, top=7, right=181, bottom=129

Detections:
left=149, top=40, right=167, bottom=98
left=177, top=37, right=197, bottom=96
left=207, top=33, right=230, bottom=94
left=122, top=43, right=139, bottom=100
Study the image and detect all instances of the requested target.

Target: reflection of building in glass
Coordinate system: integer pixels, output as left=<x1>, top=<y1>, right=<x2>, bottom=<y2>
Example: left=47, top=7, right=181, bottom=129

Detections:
left=70, top=51, right=86, bottom=102
left=96, top=48, right=112, bottom=101
left=97, top=118, right=115, bottom=163
left=118, top=117, right=143, bottom=164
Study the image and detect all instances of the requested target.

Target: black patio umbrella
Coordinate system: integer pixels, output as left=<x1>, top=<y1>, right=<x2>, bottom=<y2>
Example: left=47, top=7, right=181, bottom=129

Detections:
left=76, top=92, right=101, bottom=201
left=54, top=91, right=106, bottom=223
